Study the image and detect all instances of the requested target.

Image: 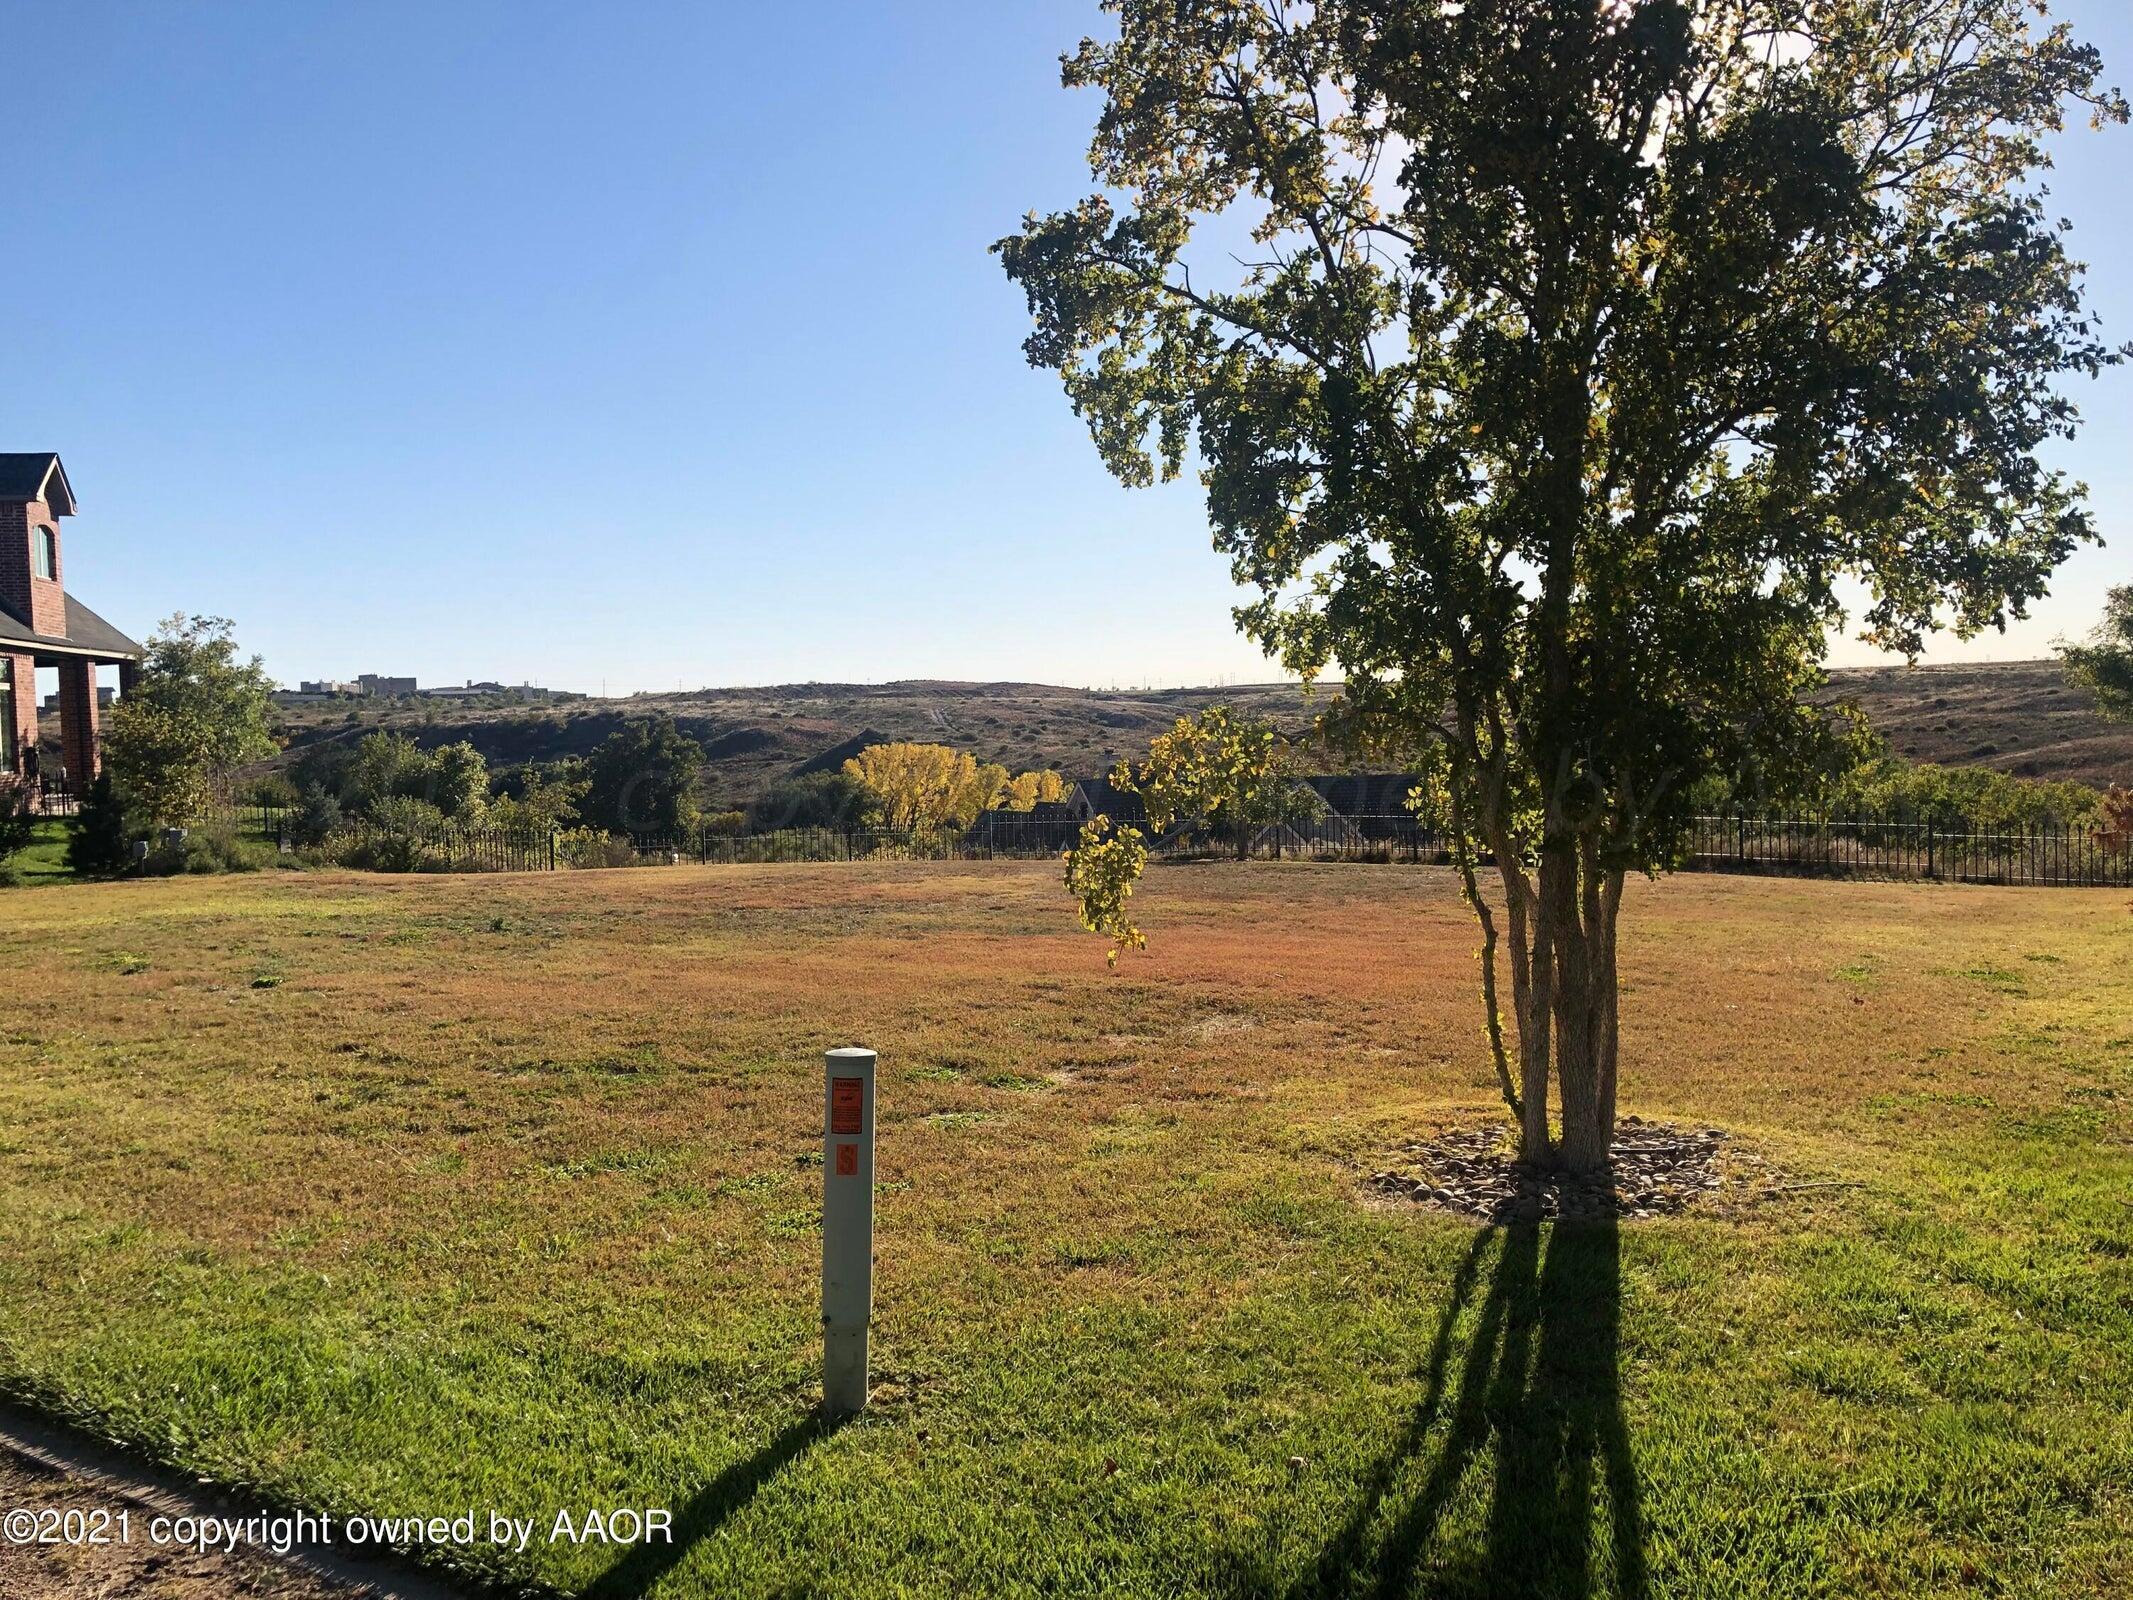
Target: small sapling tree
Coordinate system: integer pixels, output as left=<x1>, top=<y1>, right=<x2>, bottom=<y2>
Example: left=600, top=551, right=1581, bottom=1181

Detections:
left=1120, top=705, right=1306, bottom=857
left=1063, top=817, right=1149, bottom=966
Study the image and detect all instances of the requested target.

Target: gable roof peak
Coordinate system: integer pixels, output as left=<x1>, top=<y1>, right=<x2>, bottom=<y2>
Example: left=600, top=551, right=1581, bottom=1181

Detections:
left=0, top=453, right=75, bottom=515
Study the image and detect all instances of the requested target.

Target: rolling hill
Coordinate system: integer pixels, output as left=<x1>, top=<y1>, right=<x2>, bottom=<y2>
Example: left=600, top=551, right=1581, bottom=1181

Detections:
left=267, top=659, right=2132, bottom=805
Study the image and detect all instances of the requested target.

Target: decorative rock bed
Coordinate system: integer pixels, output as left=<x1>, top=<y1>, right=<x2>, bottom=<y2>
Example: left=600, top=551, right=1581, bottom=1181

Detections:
left=1365, top=1115, right=1748, bottom=1223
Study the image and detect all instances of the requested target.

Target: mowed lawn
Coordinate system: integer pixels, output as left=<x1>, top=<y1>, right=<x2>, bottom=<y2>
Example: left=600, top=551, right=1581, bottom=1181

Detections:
left=1, top=862, right=2129, bottom=1599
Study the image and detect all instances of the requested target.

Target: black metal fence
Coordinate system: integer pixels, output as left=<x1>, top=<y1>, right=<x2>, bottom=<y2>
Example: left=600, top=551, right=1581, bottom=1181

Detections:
left=221, top=805, right=2129, bottom=887
left=1683, top=810, right=2132, bottom=887
left=322, top=821, right=557, bottom=873
left=632, top=810, right=2132, bottom=885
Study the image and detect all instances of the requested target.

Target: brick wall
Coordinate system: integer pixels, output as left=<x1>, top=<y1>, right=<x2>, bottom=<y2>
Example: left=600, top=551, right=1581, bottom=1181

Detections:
left=58, top=657, right=98, bottom=782
left=0, top=497, right=66, bottom=636
left=2, top=650, right=33, bottom=776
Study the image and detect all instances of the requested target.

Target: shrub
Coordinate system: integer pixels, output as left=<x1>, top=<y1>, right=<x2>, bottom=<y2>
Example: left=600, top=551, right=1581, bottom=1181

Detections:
left=141, top=827, right=270, bottom=877
left=67, top=776, right=146, bottom=876
left=702, top=809, right=747, bottom=835
left=366, top=794, right=450, bottom=836
left=556, top=828, right=635, bottom=869
left=583, top=719, right=703, bottom=835
left=2098, top=785, right=2133, bottom=856
left=0, top=792, right=34, bottom=870
left=1825, top=756, right=2101, bottom=831
left=332, top=830, right=436, bottom=874
left=248, top=773, right=300, bottom=808
left=288, top=785, right=344, bottom=847
left=103, top=615, right=275, bottom=825
left=747, top=771, right=866, bottom=831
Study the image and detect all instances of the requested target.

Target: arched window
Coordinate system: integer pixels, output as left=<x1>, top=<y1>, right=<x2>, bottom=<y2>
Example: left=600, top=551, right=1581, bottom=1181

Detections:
left=33, top=526, right=55, bottom=581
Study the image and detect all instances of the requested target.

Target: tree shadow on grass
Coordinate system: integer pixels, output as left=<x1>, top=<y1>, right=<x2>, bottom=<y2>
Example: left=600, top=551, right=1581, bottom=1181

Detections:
left=1250, top=1221, right=1646, bottom=1600
left=584, top=1413, right=843, bottom=1599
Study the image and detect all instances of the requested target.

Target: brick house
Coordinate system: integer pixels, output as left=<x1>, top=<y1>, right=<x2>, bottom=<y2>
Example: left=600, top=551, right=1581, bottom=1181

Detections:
left=0, top=453, right=144, bottom=792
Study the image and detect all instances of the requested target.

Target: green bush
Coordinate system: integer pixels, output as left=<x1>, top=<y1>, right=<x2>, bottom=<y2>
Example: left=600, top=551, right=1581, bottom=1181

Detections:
left=747, top=771, right=865, bottom=831
left=248, top=773, right=300, bottom=808
left=288, top=785, right=344, bottom=847
left=0, top=793, right=34, bottom=872
left=556, top=828, right=635, bottom=869
left=332, top=829, right=437, bottom=874
left=1827, top=756, right=2101, bottom=830
left=366, top=794, right=449, bottom=835
left=141, top=827, right=270, bottom=877
left=1694, top=746, right=2103, bottom=830
left=67, top=776, right=146, bottom=876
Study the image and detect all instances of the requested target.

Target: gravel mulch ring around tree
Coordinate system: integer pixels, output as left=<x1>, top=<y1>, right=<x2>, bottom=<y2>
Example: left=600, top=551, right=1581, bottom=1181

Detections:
left=1364, top=1116, right=1757, bottom=1223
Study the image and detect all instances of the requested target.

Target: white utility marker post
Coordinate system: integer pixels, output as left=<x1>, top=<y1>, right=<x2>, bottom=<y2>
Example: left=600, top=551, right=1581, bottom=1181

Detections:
left=821, top=1046, right=877, bottom=1417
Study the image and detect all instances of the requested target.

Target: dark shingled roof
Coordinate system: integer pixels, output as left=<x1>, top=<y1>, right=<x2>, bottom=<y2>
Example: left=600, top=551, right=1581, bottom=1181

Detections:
left=0, top=453, right=74, bottom=513
left=1066, top=775, right=1148, bottom=825
left=1306, top=772, right=1419, bottom=818
left=0, top=591, right=143, bottom=660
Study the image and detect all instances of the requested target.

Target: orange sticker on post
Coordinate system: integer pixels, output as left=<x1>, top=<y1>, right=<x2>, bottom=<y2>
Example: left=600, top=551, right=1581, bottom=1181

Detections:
left=831, top=1077, right=865, bottom=1135
left=834, top=1141, right=859, bottom=1176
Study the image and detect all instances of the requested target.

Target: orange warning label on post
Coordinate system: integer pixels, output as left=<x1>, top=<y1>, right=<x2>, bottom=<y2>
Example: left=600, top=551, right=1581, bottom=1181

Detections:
left=831, top=1077, right=865, bottom=1135
left=834, top=1141, right=859, bottom=1176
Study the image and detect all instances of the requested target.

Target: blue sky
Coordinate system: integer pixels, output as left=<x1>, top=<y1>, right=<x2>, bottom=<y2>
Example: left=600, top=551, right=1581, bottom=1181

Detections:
left=5, top=1, right=2130, bottom=695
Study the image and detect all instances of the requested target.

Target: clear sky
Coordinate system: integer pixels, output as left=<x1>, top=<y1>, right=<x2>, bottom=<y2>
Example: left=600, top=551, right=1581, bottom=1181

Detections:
left=5, top=1, right=2130, bottom=695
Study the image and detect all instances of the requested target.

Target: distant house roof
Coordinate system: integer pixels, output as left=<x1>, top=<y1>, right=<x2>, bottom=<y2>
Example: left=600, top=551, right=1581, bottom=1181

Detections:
left=0, top=453, right=75, bottom=514
left=1066, top=775, right=1147, bottom=825
left=0, top=591, right=144, bottom=661
left=1306, top=772, right=1418, bottom=817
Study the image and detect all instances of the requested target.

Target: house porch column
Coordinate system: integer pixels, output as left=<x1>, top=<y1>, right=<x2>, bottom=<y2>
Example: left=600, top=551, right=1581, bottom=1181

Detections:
left=3, top=652, right=33, bottom=779
left=58, top=657, right=99, bottom=784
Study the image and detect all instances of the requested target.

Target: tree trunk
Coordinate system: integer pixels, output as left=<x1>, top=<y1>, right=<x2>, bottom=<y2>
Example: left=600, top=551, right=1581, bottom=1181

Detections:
left=1491, top=837, right=1622, bottom=1177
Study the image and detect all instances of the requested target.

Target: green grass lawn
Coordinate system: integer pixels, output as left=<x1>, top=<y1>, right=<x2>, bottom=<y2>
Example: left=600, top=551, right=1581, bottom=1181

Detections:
left=0, top=863, right=2128, bottom=1597
left=7, top=817, right=77, bottom=886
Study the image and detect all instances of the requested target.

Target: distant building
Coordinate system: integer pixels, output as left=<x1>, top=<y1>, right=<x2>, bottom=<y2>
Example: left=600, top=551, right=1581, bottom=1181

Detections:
left=298, top=679, right=359, bottom=695
left=417, top=680, right=550, bottom=701
left=357, top=673, right=417, bottom=697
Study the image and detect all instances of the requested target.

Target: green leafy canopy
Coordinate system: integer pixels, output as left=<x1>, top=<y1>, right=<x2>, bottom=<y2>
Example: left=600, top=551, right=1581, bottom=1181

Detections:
left=104, top=614, right=276, bottom=826
left=1000, top=0, right=2126, bottom=871
left=2057, top=583, right=2133, bottom=723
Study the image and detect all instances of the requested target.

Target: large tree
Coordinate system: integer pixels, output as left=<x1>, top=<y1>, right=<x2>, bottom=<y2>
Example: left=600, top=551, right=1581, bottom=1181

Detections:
left=583, top=717, right=704, bottom=837
left=1001, top=0, right=2123, bottom=1171
left=842, top=742, right=1011, bottom=832
left=103, top=614, right=276, bottom=826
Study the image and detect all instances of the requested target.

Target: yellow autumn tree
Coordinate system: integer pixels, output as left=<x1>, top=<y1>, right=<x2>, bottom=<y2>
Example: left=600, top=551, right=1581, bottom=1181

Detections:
left=1121, top=706, right=1307, bottom=857
left=841, top=743, right=1009, bottom=832
left=1000, top=769, right=1065, bottom=811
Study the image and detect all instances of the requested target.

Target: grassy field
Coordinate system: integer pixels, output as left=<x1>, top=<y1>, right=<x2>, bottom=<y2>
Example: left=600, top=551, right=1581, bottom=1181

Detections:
left=6, top=819, right=76, bottom=887
left=1, top=861, right=2129, bottom=1598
